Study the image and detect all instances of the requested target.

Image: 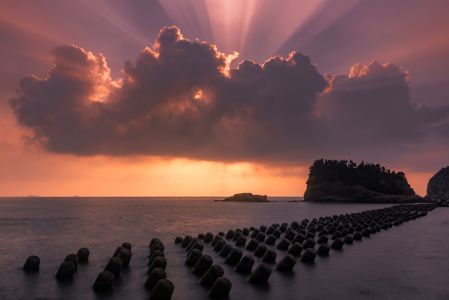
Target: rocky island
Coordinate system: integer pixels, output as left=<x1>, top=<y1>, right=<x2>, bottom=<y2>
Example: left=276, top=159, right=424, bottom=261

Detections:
left=220, top=193, right=268, bottom=202
left=427, top=166, right=449, bottom=206
left=304, top=159, right=422, bottom=203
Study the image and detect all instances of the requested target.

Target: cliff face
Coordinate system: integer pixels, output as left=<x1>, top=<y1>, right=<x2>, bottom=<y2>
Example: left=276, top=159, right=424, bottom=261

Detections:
left=304, top=159, right=421, bottom=203
left=427, top=167, right=449, bottom=200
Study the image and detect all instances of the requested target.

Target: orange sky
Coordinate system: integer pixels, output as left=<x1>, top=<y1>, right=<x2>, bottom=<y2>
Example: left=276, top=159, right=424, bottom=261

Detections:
left=0, top=153, right=430, bottom=197
left=0, top=103, right=307, bottom=196
left=0, top=111, right=431, bottom=197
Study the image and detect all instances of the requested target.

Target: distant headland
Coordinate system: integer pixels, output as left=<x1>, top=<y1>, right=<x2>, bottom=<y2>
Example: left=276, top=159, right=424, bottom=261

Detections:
left=427, top=166, right=449, bottom=206
left=218, top=193, right=269, bottom=202
left=427, top=166, right=449, bottom=199
left=304, top=159, right=422, bottom=203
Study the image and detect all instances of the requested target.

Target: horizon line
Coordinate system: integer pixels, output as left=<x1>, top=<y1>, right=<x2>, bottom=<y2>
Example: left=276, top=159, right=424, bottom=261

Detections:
left=0, top=195, right=304, bottom=198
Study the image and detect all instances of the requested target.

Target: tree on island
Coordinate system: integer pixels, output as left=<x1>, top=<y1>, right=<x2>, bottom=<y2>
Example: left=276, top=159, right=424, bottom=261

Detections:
left=305, top=159, right=417, bottom=202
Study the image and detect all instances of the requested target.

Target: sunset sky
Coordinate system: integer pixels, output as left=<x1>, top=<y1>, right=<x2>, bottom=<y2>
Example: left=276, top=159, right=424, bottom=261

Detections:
left=1, top=0, right=449, bottom=196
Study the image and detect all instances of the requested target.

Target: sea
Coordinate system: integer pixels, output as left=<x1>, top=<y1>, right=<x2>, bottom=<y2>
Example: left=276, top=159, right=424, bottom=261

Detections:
left=0, top=197, right=448, bottom=300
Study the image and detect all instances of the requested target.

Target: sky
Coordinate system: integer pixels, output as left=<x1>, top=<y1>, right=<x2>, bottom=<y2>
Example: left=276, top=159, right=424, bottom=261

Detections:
left=1, top=0, right=449, bottom=196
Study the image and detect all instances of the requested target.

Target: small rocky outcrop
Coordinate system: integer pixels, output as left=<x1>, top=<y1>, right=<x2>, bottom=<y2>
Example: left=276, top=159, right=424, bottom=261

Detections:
left=304, top=159, right=422, bottom=203
left=427, top=166, right=449, bottom=201
left=220, top=193, right=268, bottom=202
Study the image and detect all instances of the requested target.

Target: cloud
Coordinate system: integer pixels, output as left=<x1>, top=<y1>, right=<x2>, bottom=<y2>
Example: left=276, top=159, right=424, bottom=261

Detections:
left=319, top=62, right=421, bottom=143
left=317, top=62, right=449, bottom=157
left=9, top=26, right=449, bottom=168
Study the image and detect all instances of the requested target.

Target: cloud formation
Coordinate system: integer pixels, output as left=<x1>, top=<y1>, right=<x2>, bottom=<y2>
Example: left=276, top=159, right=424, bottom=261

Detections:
left=9, top=26, right=449, bottom=166
left=318, top=62, right=449, bottom=154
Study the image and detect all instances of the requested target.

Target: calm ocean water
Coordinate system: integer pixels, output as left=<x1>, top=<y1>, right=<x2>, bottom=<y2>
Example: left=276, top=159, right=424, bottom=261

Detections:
left=0, top=197, right=448, bottom=300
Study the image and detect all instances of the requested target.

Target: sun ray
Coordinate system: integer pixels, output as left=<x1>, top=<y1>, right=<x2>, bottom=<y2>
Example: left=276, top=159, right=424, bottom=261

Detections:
left=158, top=0, right=329, bottom=60
left=79, top=0, right=149, bottom=46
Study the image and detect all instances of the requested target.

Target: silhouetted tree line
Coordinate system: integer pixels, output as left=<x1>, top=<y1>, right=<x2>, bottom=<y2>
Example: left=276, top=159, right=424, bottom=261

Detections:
left=307, top=159, right=414, bottom=195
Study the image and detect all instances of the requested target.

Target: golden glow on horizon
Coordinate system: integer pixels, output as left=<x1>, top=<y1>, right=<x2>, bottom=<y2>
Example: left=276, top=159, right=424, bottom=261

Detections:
left=0, top=152, right=432, bottom=197
left=0, top=103, right=306, bottom=197
left=0, top=155, right=308, bottom=197
left=0, top=105, right=307, bottom=197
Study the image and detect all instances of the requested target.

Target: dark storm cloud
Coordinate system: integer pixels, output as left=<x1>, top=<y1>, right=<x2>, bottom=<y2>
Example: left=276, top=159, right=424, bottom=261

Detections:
left=9, top=26, right=449, bottom=164
left=320, top=62, right=444, bottom=142
left=316, top=62, right=449, bottom=161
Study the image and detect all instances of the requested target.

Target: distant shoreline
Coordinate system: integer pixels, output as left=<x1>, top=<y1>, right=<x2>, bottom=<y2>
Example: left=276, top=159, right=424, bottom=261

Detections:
left=0, top=195, right=304, bottom=198
left=2, top=196, right=431, bottom=204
